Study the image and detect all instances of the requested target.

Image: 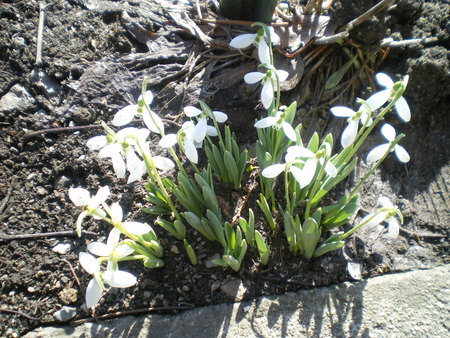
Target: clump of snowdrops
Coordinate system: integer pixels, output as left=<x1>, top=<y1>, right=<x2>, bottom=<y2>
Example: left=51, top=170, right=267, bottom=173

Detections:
left=70, top=22, right=410, bottom=309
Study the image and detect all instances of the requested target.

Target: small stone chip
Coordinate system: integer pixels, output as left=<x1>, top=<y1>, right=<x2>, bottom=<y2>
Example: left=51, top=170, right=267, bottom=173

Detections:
left=53, top=306, right=77, bottom=322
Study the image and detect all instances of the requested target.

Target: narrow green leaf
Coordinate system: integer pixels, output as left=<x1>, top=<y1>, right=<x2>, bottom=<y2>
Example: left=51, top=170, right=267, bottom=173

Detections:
left=312, top=241, right=345, bottom=258
left=302, top=218, right=321, bottom=259
left=325, top=54, right=358, bottom=90
left=184, top=239, right=197, bottom=265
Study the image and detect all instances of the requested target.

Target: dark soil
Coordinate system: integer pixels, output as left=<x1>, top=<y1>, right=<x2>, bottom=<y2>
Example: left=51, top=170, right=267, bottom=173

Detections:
left=1, top=0, right=449, bottom=336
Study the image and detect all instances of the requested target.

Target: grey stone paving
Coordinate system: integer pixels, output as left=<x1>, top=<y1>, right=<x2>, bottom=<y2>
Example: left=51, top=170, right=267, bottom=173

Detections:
left=25, top=264, right=450, bottom=338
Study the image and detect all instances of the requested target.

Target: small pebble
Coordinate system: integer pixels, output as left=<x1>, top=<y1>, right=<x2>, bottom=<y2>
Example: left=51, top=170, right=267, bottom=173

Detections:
left=53, top=306, right=77, bottom=322
left=27, top=286, right=36, bottom=293
left=170, top=245, right=179, bottom=254
left=53, top=243, right=72, bottom=254
left=211, top=280, right=221, bottom=292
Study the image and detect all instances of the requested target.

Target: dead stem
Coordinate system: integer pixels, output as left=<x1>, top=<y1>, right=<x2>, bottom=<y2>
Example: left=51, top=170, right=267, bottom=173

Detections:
left=0, top=230, right=98, bottom=241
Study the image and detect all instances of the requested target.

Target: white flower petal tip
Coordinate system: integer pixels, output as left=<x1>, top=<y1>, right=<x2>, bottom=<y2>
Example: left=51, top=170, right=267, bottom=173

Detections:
left=244, top=72, right=265, bottom=84
left=394, top=145, right=410, bottom=163
left=395, top=96, right=411, bottom=122
left=184, top=106, right=202, bottom=117
left=229, top=33, right=256, bottom=49
left=276, top=70, right=289, bottom=82
left=86, top=279, right=103, bottom=309
left=375, top=73, right=394, bottom=88
left=330, top=106, right=355, bottom=117
left=113, top=104, right=138, bottom=126
left=261, top=163, right=286, bottom=178
left=86, top=136, right=107, bottom=151
left=381, top=124, right=396, bottom=141
left=123, top=221, right=152, bottom=235
left=159, top=134, right=177, bottom=148
left=69, top=188, right=91, bottom=206
left=212, top=111, right=228, bottom=123
left=153, top=156, right=175, bottom=170
left=378, top=196, right=393, bottom=208
left=79, top=252, right=99, bottom=274
left=103, top=270, right=137, bottom=288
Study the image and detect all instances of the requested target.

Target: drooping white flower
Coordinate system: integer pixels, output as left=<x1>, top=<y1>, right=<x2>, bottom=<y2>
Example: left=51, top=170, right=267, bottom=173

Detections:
left=229, top=26, right=277, bottom=64
left=363, top=73, right=410, bottom=122
left=366, top=123, right=410, bottom=163
left=378, top=196, right=400, bottom=238
left=183, top=106, right=227, bottom=144
left=254, top=109, right=296, bottom=141
left=87, top=228, right=135, bottom=265
left=69, top=186, right=109, bottom=236
left=330, top=106, right=372, bottom=148
left=244, top=68, right=289, bottom=109
left=112, top=90, right=154, bottom=126
left=262, top=146, right=336, bottom=189
left=159, top=121, right=199, bottom=163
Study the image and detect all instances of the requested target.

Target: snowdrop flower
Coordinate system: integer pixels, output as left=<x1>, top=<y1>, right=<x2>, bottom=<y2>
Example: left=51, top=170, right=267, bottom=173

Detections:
left=183, top=106, right=227, bottom=144
left=229, top=26, right=277, bottom=65
left=112, top=90, right=154, bottom=127
left=330, top=106, right=372, bottom=148
left=254, top=108, right=296, bottom=141
left=69, top=186, right=109, bottom=236
left=244, top=68, right=289, bottom=109
left=79, top=248, right=137, bottom=308
left=366, top=124, right=410, bottom=163
left=378, top=196, right=400, bottom=238
left=159, top=121, right=200, bottom=163
left=262, top=146, right=337, bottom=189
left=364, top=73, right=410, bottom=122
left=97, top=128, right=150, bottom=183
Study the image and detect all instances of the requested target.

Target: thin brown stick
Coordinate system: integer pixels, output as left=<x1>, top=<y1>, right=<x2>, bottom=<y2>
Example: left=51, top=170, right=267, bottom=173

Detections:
left=0, top=306, right=41, bottom=321
left=0, top=183, right=14, bottom=216
left=0, top=230, right=98, bottom=241
left=70, top=305, right=195, bottom=326
left=61, top=259, right=86, bottom=302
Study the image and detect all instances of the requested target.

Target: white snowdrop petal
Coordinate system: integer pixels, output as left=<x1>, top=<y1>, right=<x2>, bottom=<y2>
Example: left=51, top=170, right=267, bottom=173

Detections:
left=380, top=123, right=396, bottom=141
left=184, top=138, right=198, bottom=163
left=69, top=188, right=91, bottom=206
left=113, top=104, right=137, bottom=126
left=110, top=202, right=123, bottom=222
left=366, top=144, right=390, bottom=163
left=111, top=153, right=126, bottom=179
left=378, top=196, right=393, bottom=208
left=394, top=96, right=411, bottom=122
left=388, top=217, right=400, bottom=238
left=213, top=111, right=228, bottom=123
left=79, top=252, right=99, bottom=274
left=365, top=89, right=391, bottom=111
left=123, top=221, right=152, bottom=235
left=244, top=72, right=265, bottom=84
left=360, top=112, right=373, bottom=127
left=116, top=243, right=135, bottom=257
left=287, top=146, right=315, bottom=159
left=143, top=111, right=164, bottom=134
left=276, top=70, right=289, bottom=83
left=325, top=161, right=338, bottom=178
left=330, top=106, right=355, bottom=117
left=298, top=160, right=317, bottom=188
left=194, top=117, right=207, bottom=143
left=289, top=165, right=303, bottom=185
left=138, top=90, right=153, bottom=105
left=206, top=125, right=218, bottom=137
left=103, top=270, right=136, bottom=288
left=375, top=73, right=394, bottom=88
left=229, top=33, right=256, bottom=49
left=394, top=145, right=410, bottom=163
left=106, top=227, right=121, bottom=251
left=159, top=134, right=177, bottom=148
left=91, top=186, right=110, bottom=207
left=258, top=38, right=271, bottom=65
left=261, top=80, right=274, bottom=109
left=126, top=151, right=145, bottom=184
left=184, top=106, right=202, bottom=117
left=153, top=156, right=175, bottom=170
left=91, top=208, right=106, bottom=220
left=341, top=119, right=358, bottom=148
left=87, top=242, right=111, bottom=257
left=85, top=279, right=103, bottom=309
left=361, top=212, right=388, bottom=228
left=261, top=163, right=286, bottom=178
left=254, top=116, right=277, bottom=128
left=282, top=122, right=297, bottom=141
left=86, top=136, right=107, bottom=151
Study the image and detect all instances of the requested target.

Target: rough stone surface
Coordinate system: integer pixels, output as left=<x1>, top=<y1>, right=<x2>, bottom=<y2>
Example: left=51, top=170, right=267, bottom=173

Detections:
left=25, top=264, right=450, bottom=338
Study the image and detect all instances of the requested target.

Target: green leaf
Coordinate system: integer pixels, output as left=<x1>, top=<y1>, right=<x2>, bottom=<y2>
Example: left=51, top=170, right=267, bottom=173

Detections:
left=307, top=132, right=319, bottom=153
left=206, top=209, right=226, bottom=247
left=212, top=144, right=229, bottom=182
left=302, top=218, right=321, bottom=259
left=222, top=255, right=241, bottom=272
left=156, top=219, right=184, bottom=240
left=143, top=258, right=164, bottom=268
left=224, top=150, right=240, bottom=188
left=312, top=241, right=345, bottom=258
left=184, top=239, right=197, bottom=265
left=325, top=54, right=358, bottom=90
left=284, top=211, right=298, bottom=255
left=212, top=258, right=228, bottom=267
left=257, top=193, right=276, bottom=230
left=205, top=146, right=223, bottom=181
left=183, top=212, right=216, bottom=241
